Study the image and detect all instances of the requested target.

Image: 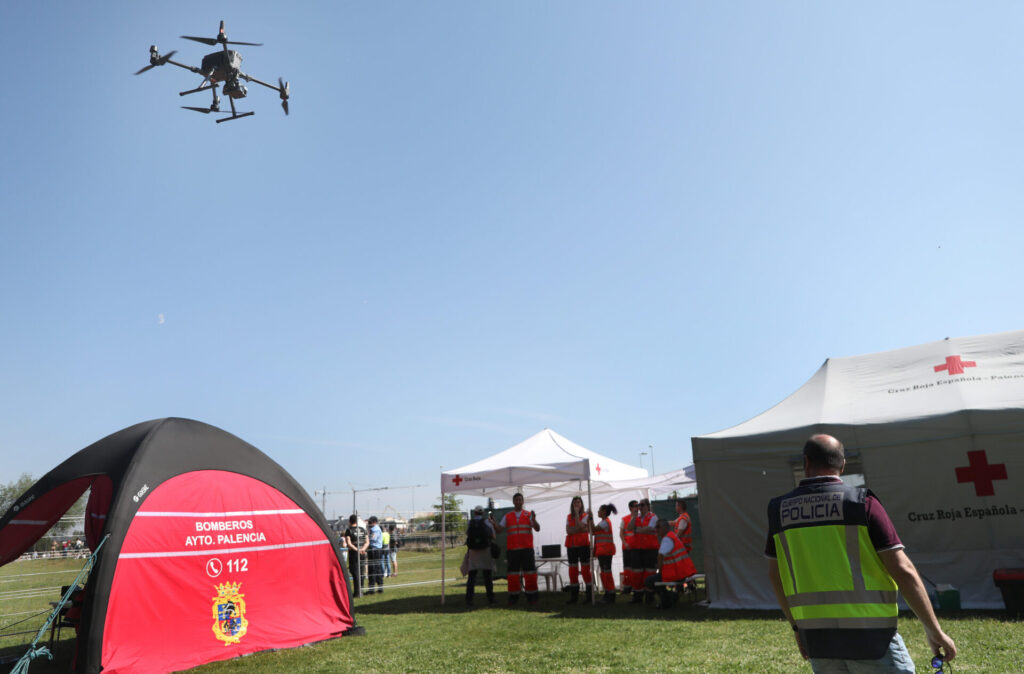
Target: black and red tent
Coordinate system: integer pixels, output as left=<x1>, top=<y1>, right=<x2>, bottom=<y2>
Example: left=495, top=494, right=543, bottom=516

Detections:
left=0, top=418, right=360, bottom=674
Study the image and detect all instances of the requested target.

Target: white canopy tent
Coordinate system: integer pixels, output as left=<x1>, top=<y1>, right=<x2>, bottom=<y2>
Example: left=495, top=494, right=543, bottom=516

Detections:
left=693, top=329, right=1024, bottom=609
left=440, top=429, right=695, bottom=601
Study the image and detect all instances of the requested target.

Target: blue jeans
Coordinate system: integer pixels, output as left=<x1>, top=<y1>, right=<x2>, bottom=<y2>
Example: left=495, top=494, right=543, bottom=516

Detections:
left=810, top=634, right=915, bottom=673
left=383, top=550, right=392, bottom=576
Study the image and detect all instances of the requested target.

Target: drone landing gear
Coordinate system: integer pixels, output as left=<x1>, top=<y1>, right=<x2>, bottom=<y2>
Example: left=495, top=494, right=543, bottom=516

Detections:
left=213, top=96, right=254, bottom=123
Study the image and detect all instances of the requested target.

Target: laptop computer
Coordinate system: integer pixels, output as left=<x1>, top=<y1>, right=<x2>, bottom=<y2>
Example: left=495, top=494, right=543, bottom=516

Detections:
left=541, top=544, right=561, bottom=559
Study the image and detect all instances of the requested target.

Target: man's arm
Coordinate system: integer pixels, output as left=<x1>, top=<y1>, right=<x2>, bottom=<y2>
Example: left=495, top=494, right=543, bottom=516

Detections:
left=878, top=549, right=956, bottom=661
left=768, top=560, right=807, bottom=660
left=530, top=511, right=540, bottom=532
left=490, top=515, right=505, bottom=533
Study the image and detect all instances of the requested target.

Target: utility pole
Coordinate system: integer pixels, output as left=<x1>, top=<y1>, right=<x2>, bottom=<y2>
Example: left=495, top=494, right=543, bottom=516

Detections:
left=649, top=444, right=655, bottom=476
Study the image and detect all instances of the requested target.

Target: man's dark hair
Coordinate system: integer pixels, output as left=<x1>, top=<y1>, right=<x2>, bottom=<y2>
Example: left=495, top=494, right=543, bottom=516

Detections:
left=628, top=500, right=638, bottom=508
left=676, top=500, right=687, bottom=512
left=348, top=514, right=358, bottom=525
left=803, top=434, right=845, bottom=470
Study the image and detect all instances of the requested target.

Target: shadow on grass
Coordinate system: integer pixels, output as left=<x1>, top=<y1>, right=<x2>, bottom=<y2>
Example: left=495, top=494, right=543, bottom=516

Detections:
left=353, top=593, right=1017, bottom=625
left=0, top=638, right=75, bottom=674
left=353, top=591, right=779, bottom=622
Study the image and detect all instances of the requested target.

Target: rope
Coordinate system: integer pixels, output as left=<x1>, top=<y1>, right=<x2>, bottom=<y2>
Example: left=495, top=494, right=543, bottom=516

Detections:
left=10, top=534, right=109, bottom=674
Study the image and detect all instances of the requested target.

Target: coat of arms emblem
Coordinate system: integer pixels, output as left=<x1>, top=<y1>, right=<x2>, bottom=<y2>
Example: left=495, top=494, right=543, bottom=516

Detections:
left=212, top=582, right=248, bottom=645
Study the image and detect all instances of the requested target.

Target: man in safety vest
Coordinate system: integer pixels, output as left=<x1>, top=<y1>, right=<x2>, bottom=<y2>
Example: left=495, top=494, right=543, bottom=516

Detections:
left=491, top=492, right=541, bottom=605
left=671, top=499, right=692, bottom=553
left=766, top=434, right=956, bottom=671
left=628, top=498, right=659, bottom=604
left=644, top=519, right=697, bottom=609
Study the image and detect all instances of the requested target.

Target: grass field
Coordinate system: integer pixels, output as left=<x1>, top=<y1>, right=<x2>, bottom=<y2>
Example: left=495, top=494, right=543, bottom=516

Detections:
left=2, top=552, right=1022, bottom=673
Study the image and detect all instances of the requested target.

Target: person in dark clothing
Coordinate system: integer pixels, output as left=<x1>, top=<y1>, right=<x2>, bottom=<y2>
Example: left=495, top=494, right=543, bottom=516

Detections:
left=465, top=505, right=495, bottom=606
left=343, top=514, right=367, bottom=597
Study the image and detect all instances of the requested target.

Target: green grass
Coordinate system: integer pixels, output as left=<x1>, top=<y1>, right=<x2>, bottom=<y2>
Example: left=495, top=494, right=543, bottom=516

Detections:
left=3, top=552, right=1022, bottom=673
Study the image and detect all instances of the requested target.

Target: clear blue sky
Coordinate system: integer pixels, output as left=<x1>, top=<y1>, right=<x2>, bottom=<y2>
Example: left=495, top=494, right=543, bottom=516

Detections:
left=2, top=3, right=1021, bottom=519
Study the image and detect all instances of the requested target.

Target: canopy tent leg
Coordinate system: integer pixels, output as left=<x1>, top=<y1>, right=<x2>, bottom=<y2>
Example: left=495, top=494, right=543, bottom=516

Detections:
left=586, top=477, right=596, bottom=605
left=440, top=471, right=446, bottom=605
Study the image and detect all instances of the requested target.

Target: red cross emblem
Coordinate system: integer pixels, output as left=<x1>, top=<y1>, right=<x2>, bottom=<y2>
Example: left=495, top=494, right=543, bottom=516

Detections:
left=595, top=463, right=601, bottom=475
left=451, top=474, right=463, bottom=486
left=955, top=450, right=1007, bottom=497
left=934, top=355, right=977, bottom=376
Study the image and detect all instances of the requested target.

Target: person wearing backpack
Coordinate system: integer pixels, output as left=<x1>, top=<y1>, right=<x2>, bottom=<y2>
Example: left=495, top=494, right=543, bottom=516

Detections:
left=465, top=505, right=496, bottom=606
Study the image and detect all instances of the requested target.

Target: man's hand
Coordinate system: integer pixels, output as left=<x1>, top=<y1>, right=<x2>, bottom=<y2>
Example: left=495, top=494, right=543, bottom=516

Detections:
left=878, top=549, right=957, bottom=662
left=925, top=627, right=957, bottom=662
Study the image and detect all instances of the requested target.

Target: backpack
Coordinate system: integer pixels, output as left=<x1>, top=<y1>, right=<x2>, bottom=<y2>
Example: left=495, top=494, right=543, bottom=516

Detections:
left=466, top=518, right=490, bottom=550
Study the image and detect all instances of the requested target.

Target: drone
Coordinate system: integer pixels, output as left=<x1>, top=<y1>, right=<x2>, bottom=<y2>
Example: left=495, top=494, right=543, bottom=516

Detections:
left=135, top=20, right=289, bottom=123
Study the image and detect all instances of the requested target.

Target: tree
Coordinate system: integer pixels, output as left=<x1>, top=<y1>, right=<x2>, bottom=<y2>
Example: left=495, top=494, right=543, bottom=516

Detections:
left=0, top=473, right=35, bottom=515
left=432, top=493, right=465, bottom=545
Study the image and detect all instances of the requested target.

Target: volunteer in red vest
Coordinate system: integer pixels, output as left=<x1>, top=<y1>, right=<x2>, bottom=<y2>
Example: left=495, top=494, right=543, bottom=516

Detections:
left=628, top=498, right=658, bottom=604
left=592, top=503, right=618, bottom=603
left=644, top=519, right=698, bottom=609
left=491, top=492, right=541, bottom=605
left=564, top=496, right=593, bottom=604
left=618, top=500, right=638, bottom=597
left=671, top=499, right=692, bottom=553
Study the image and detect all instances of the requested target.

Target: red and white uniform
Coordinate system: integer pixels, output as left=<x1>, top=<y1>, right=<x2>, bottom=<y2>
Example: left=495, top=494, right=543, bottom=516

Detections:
left=503, top=510, right=534, bottom=550
left=672, top=512, right=692, bottom=553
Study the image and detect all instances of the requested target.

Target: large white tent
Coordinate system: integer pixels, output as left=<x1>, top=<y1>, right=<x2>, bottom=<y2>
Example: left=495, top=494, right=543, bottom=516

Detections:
left=441, top=428, right=649, bottom=501
left=440, top=429, right=696, bottom=599
left=692, top=329, right=1024, bottom=609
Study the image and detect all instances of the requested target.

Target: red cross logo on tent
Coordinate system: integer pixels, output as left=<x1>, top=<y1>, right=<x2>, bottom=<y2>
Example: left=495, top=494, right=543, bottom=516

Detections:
left=934, top=355, right=977, bottom=376
left=452, top=475, right=463, bottom=486
left=595, top=463, right=601, bottom=476
left=955, top=450, right=1007, bottom=497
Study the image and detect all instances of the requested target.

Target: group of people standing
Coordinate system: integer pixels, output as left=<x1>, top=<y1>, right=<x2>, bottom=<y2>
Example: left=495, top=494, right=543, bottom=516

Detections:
left=467, top=492, right=697, bottom=610
left=342, top=515, right=400, bottom=597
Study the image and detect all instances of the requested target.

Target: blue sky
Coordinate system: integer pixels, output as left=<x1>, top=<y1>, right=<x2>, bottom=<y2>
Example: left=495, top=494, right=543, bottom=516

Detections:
left=2, top=2, right=1021, bottom=519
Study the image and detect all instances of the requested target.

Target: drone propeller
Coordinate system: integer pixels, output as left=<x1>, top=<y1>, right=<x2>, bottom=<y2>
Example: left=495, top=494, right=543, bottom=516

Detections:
left=181, top=20, right=262, bottom=47
left=134, top=48, right=177, bottom=75
left=279, top=77, right=290, bottom=115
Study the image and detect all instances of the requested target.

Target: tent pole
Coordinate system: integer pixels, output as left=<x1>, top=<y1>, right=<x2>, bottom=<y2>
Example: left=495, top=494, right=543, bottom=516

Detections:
left=586, top=475, right=596, bottom=605
left=440, top=470, right=446, bottom=605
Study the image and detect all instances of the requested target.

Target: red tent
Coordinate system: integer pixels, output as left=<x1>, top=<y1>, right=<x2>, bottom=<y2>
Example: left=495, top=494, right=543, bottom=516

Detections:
left=0, top=418, right=361, bottom=674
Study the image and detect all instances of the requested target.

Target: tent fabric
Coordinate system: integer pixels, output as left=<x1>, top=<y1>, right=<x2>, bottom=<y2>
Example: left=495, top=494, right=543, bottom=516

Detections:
left=441, top=429, right=648, bottom=501
left=693, top=330, right=1024, bottom=609
left=0, top=418, right=356, bottom=674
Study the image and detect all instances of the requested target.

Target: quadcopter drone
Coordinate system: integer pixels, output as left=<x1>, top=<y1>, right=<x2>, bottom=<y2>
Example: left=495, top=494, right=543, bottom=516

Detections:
left=135, top=20, right=289, bottom=123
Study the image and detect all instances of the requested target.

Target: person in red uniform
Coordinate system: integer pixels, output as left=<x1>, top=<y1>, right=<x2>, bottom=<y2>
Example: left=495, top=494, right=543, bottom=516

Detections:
left=645, top=519, right=697, bottom=609
left=671, top=499, right=692, bottom=553
left=491, top=492, right=541, bottom=605
left=628, top=498, right=659, bottom=604
left=564, top=496, right=593, bottom=604
left=619, top=500, right=638, bottom=597
left=592, top=503, right=618, bottom=603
